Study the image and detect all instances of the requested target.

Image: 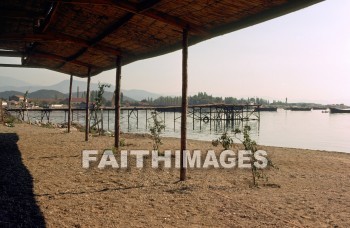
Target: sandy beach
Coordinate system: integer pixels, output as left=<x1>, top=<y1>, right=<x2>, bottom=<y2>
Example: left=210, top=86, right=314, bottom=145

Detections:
left=1, top=123, right=350, bottom=227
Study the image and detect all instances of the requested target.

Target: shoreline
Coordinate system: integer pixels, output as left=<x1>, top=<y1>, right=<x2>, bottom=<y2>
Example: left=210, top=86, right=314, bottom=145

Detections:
left=161, top=135, right=350, bottom=155
left=1, top=123, right=350, bottom=227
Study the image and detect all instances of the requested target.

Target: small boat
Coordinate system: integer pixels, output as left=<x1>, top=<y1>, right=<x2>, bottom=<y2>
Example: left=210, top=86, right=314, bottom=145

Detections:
left=329, top=108, right=350, bottom=113
left=255, top=107, right=277, bottom=112
left=312, top=107, right=327, bottom=110
left=290, top=107, right=312, bottom=111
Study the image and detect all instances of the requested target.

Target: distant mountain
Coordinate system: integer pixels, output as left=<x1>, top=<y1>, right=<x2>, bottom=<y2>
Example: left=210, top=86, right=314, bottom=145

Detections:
left=122, top=89, right=160, bottom=101
left=0, top=90, right=24, bottom=100
left=0, top=89, right=134, bottom=103
left=0, top=77, right=160, bottom=101
left=70, top=91, right=135, bottom=102
left=28, top=90, right=67, bottom=99
left=45, top=80, right=113, bottom=93
left=0, top=76, right=33, bottom=87
left=0, top=90, right=67, bottom=100
left=0, top=77, right=99, bottom=94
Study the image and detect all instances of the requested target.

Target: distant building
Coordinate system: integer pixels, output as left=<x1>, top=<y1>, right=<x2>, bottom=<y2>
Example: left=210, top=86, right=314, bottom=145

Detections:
left=9, top=95, right=25, bottom=102
left=63, top=98, right=86, bottom=108
left=49, top=104, right=64, bottom=108
left=1, top=100, right=7, bottom=107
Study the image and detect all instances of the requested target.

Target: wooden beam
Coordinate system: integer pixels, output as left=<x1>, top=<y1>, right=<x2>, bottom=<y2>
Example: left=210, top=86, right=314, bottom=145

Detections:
left=142, top=9, right=205, bottom=34
left=57, top=0, right=206, bottom=34
left=0, top=51, right=23, bottom=57
left=38, top=2, right=60, bottom=33
left=59, top=0, right=165, bottom=68
left=180, top=28, right=188, bottom=181
left=29, top=51, right=97, bottom=69
left=0, top=64, right=42, bottom=68
left=0, top=33, right=121, bottom=56
left=68, top=74, right=73, bottom=133
left=61, top=13, right=133, bottom=68
left=25, top=2, right=61, bottom=65
left=137, top=0, right=162, bottom=12
left=115, top=56, right=122, bottom=148
left=112, top=0, right=205, bottom=34
left=0, top=9, right=42, bottom=19
left=85, top=68, right=91, bottom=141
left=0, top=33, right=59, bottom=42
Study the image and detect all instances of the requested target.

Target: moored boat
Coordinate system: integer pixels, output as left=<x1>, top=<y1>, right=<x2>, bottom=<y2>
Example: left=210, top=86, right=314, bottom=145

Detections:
left=255, top=107, right=277, bottom=112
left=290, top=107, right=312, bottom=111
left=312, top=107, right=327, bottom=110
left=329, top=108, right=350, bottom=113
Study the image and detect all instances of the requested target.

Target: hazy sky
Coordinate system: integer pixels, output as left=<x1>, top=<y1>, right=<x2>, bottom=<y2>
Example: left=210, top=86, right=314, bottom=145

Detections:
left=0, top=0, right=349, bottom=104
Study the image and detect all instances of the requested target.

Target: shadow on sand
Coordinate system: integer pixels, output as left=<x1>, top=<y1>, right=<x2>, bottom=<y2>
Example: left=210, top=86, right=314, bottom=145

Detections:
left=0, top=133, right=46, bottom=227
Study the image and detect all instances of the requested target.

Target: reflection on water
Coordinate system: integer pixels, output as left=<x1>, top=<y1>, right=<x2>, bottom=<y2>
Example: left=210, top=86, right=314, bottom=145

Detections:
left=14, top=109, right=350, bottom=153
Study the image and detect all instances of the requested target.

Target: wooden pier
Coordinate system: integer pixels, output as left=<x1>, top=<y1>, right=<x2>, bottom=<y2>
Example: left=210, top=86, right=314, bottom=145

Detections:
left=6, top=104, right=261, bottom=131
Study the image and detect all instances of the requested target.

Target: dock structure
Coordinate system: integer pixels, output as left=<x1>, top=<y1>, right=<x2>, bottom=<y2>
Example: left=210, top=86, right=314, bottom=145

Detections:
left=6, top=104, right=261, bottom=132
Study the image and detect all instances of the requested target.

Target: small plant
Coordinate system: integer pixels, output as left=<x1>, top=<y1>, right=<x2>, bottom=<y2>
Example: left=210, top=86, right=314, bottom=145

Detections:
left=149, top=111, right=165, bottom=150
left=119, top=138, right=126, bottom=147
left=212, top=131, right=234, bottom=150
left=4, top=114, right=16, bottom=127
left=234, top=125, right=276, bottom=187
left=41, top=122, right=55, bottom=129
left=20, top=90, right=31, bottom=123
left=95, top=83, right=111, bottom=108
left=91, top=82, right=110, bottom=135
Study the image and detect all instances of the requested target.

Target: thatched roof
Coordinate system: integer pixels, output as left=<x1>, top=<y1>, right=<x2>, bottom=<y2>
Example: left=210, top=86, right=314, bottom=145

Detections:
left=0, top=0, right=323, bottom=77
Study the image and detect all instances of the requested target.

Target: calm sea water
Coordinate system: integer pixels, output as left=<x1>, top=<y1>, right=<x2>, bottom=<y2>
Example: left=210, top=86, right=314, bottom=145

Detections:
left=18, top=109, right=350, bottom=153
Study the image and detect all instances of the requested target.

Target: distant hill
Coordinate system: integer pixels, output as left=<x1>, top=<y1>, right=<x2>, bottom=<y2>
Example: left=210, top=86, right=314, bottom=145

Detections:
left=122, top=89, right=160, bottom=101
left=70, top=91, right=135, bottom=102
left=0, top=90, right=24, bottom=100
left=0, top=77, right=161, bottom=101
left=0, top=89, right=135, bottom=103
left=0, top=76, right=32, bottom=87
left=28, top=90, right=67, bottom=99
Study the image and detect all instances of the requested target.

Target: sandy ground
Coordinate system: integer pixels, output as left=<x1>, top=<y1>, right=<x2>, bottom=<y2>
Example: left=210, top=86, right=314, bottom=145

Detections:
left=0, top=123, right=350, bottom=227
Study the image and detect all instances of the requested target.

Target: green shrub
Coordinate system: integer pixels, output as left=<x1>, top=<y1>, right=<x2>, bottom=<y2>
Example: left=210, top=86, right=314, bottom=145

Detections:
left=149, top=111, right=165, bottom=150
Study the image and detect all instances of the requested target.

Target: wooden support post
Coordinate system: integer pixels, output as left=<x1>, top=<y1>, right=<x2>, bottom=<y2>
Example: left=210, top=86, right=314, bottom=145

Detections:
left=68, top=74, right=73, bottom=133
left=107, top=109, right=110, bottom=131
left=164, top=111, right=166, bottom=126
left=127, top=110, right=130, bottom=130
left=100, top=108, right=104, bottom=133
left=180, top=27, right=188, bottom=181
left=231, top=107, right=234, bottom=129
left=136, top=109, right=139, bottom=129
left=174, top=109, right=176, bottom=131
left=199, top=107, right=202, bottom=131
left=145, top=109, right=148, bottom=129
left=0, top=99, right=4, bottom=125
left=192, top=107, right=195, bottom=130
left=115, top=56, right=122, bottom=148
left=209, top=106, right=212, bottom=131
left=85, top=68, right=91, bottom=141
